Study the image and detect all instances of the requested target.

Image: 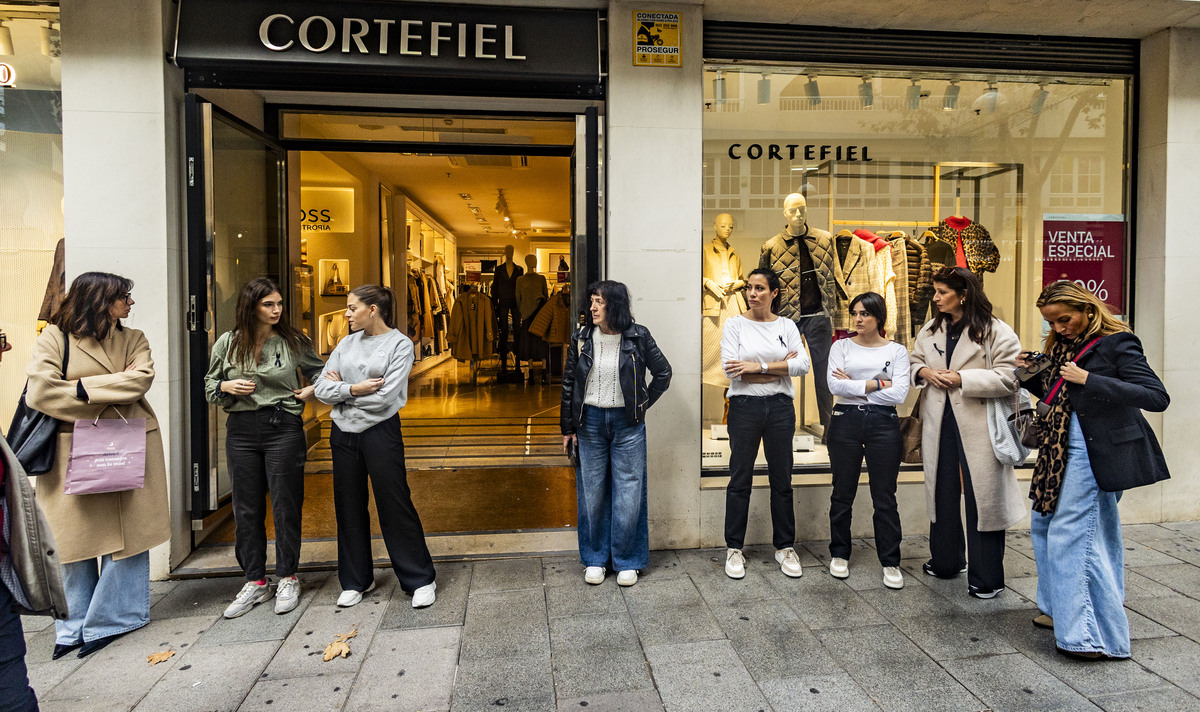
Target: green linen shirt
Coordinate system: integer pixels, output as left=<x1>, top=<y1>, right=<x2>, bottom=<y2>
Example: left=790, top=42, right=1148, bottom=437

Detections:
left=204, top=331, right=325, bottom=415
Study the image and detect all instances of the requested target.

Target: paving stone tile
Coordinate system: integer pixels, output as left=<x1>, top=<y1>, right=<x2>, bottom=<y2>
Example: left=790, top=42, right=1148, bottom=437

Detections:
left=150, top=577, right=245, bottom=619
left=899, top=560, right=1037, bottom=614
left=943, top=651, right=1102, bottom=711
left=148, top=579, right=180, bottom=608
left=620, top=576, right=702, bottom=610
left=744, top=542, right=821, bottom=569
left=857, top=576, right=954, bottom=621
left=1090, top=684, right=1200, bottom=712
left=1125, top=570, right=1183, bottom=600
left=786, top=588, right=890, bottom=631
left=22, top=625, right=63, bottom=665
left=195, top=576, right=322, bottom=646
left=1006, top=574, right=1039, bottom=603
left=758, top=675, right=883, bottom=712
left=1122, top=542, right=1185, bottom=568
left=801, top=538, right=875, bottom=569
left=262, top=597, right=387, bottom=679
left=893, top=613, right=1018, bottom=661
left=1128, top=536, right=1200, bottom=568
left=44, top=615, right=213, bottom=704
left=543, top=555, right=586, bottom=587
left=26, top=652, right=87, bottom=701
left=877, top=684, right=986, bottom=712
left=1006, top=529, right=1036, bottom=559
left=710, top=598, right=843, bottom=680
left=1002, top=548, right=1040, bottom=578
left=556, top=690, right=665, bottom=711
left=672, top=547, right=729, bottom=575
left=549, top=612, right=653, bottom=698
left=380, top=561, right=471, bottom=630
left=1128, top=607, right=1178, bottom=640
left=133, top=639, right=279, bottom=711
left=1120, top=524, right=1179, bottom=544
left=690, top=565, right=782, bottom=608
left=626, top=599, right=725, bottom=647
left=1127, top=594, right=1200, bottom=641
left=344, top=627, right=461, bottom=712
left=1132, top=635, right=1200, bottom=697
left=1134, top=563, right=1200, bottom=600
left=644, top=640, right=768, bottom=712
left=1161, top=523, right=1200, bottom=539
left=546, top=579, right=627, bottom=619
left=459, top=588, right=549, bottom=662
left=21, top=614, right=53, bottom=634
left=470, top=557, right=545, bottom=593
left=642, top=549, right=688, bottom=580
left=451, top=653, right=555, bottom=712
left=39, top=698, right=133, bottom=712
left=241, top=671, right=356, bottom=710
left=816, top=624, right=960, bottom=694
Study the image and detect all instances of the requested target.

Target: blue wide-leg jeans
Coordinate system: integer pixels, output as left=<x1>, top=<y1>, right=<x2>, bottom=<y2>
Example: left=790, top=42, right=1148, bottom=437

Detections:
left=1031, top=414, right=1130, bottom=658
left=575, top=405, right=649, bottom=572
left=55, top=550, right=150, bottom=646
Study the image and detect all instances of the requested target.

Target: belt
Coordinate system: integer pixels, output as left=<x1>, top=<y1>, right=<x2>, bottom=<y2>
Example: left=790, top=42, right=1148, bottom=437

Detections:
left=833, top=404, right=896, bottom=414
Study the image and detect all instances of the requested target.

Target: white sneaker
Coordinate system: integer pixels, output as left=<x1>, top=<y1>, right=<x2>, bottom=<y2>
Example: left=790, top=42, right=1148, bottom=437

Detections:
left=412, top=582, right=436, bottom=608
left=584, top=566, right=606, bottom=585
left=616, top=570, right=638, bottom=587
left=274, top=576, right=300, bottom=614
left=775, top=548, right=803, bottom=578
left=829, top=557, right=850, bottom=579
left=224, top=580, right=272, bottom=619
left=883, top=566, right=905, bottom=590
left=725, top=548, right=746, bottom=579
left=336, top=581, right=376, bottom=607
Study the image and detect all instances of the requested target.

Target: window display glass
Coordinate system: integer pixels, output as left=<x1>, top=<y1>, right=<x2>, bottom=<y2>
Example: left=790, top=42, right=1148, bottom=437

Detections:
left=701, top=65, right=1131, bottom=473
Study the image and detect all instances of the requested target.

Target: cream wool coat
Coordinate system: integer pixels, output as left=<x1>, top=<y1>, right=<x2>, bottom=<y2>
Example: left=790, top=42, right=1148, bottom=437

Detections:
left=909, top=317, right=1027, bottom=532
left=25, top=324, right=170, bottom=563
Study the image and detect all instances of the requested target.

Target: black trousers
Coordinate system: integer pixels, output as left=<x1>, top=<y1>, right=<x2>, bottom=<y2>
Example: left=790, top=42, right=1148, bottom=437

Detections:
left=0, top=581, right=36, bottom=712
left=928, top=408, right=1006, bottom=592
left=330, top=417, right=435, bottom=593
left=725, top=394, right=796, bottom=550
left=496, top=298, right=521, bottom=362
left=827, top=405, right=903, bottom=566
left=226, top=409, right=307, bottom=580
left=795, top=314, right=833, bottom=428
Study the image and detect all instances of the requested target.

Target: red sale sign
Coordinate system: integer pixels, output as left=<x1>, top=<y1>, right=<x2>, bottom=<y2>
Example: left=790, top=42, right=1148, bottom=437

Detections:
left=1042, top=214, right=1125, bottom=315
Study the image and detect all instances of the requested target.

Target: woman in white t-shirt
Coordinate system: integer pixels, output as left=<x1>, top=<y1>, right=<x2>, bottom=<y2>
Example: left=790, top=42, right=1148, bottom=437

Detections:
left=720, top=268, right=810, bottom=580
left=826, top=291, right=910, bottom=589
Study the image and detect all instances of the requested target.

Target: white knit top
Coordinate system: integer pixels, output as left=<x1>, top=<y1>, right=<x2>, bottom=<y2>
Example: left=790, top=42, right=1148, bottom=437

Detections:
left=584, top=328, right=625, bottom=408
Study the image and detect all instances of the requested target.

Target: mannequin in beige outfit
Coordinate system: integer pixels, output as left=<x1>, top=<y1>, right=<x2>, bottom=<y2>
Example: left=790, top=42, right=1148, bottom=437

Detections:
left=703, top=214, right=747, bottom=410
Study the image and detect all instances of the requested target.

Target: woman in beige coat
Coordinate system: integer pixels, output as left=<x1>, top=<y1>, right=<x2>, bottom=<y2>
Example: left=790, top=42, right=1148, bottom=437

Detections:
left=26, top=272, right=169, bottom=659
left=909, top=267, right=1025, bottom=599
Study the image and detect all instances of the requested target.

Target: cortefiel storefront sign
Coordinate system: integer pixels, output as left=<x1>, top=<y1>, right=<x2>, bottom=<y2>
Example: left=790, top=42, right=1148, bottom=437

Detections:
left=1042, top=213, right=1125, bottom=315
left=173, top=0, right=602, bottom=90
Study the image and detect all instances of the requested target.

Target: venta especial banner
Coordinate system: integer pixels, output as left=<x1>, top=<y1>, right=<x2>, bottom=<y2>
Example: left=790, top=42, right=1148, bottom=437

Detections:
left=1042, top=214, right=1125, bottom=315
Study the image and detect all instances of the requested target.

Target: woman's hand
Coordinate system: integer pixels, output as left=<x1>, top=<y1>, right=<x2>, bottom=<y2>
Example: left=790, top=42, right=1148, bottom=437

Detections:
left=323, top=370, right=342, bottom=382
left=563, top=433, right=577, bottom=453
left=723, top=359, right=761, bottom=379
left=221, top=378, right=257, bottom=396
left=349, top=378, right=385, bottom=397
left=832, top=368, right=851, bottom=381
left=292, top=385, right=315, bottom=402
left=918, top=367, right=950, bottom=389
left=1015, top=351, right=1036, bottom=369
left=1061, top=362, right=1089, bottom=385
left=937, top=369, right=962, bottom=388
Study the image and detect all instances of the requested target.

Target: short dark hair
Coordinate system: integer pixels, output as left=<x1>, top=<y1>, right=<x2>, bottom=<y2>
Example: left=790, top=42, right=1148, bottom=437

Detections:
left=52, top=271, right=133, bottom=340
left=350, top=284, right=398, bottom=329
left=929, top=266, right=995, bottom=344
left=586, top=280, right=634, bottom=332
left=747, top=267, right=783, bottom=314
left=849, top=291, right=887, bottom=337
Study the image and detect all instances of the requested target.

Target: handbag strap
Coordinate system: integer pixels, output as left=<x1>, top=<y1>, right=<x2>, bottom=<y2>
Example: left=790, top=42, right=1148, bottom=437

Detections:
left=1042, top=336, right=1102, bottom=405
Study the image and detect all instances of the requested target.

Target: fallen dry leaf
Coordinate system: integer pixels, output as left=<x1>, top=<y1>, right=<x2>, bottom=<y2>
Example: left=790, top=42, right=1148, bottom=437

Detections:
left=322, top=626, right=359, bottom=662
left=335, top=627, right=358, bottom=643
left=147, top=650, right=175, bottom=665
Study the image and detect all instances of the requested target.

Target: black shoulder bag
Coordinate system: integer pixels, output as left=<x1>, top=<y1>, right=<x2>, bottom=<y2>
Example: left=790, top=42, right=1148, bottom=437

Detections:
left=6, top=332, right=69, bottom=475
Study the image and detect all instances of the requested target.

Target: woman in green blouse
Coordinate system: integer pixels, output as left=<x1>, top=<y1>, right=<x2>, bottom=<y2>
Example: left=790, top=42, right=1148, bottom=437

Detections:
left=205, top=277, right=324, bottom=618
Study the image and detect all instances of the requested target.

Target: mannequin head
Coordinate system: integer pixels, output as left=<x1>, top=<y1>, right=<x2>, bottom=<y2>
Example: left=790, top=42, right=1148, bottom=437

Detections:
left=713, top=213, right=734, bottom=242
left=524, top=254, right=537, bottom=272
left=504, top=244, right=516, bottom=263
left=782, top=193, right=808, bottom=235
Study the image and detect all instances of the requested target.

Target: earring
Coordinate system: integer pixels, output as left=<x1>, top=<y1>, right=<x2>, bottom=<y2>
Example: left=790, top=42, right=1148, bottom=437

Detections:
left=960, top=300, right=965, bottom=306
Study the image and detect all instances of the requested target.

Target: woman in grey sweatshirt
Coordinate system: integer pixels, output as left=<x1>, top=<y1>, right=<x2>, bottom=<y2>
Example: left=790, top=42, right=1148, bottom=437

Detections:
left=314, top=285, right=436, bottom=610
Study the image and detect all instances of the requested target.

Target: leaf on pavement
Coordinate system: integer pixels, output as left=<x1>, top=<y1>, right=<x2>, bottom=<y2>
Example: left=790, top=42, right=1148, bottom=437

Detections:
left=323, top=626, right=358, bottom=661
left=147, top=650, right=175, bottom=665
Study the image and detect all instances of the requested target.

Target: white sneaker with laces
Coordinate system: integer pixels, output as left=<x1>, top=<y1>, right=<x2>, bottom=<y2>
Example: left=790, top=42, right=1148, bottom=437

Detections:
left=412, top=582, right=436, bottom=608
left=336, top=581, right=377, bottom=608
left=883, top=566, right=905, bottom=590
left=617, top=570, right=638, bottom=587
left=725, top=548, right=746, bottom=579
left=829, top=557, right=850, bottom=579
left=584, top=566, right=606, bottom=585
left=775, top=548, right=803, bottom=578
left=224, top=580, right=273, bottom=619
left=274, top=576, right=300, bottom=614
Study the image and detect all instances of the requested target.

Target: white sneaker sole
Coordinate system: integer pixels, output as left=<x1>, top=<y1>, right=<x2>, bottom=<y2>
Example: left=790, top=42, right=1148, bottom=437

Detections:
left=725, top=567, right=745, bottom=580
left=337, top=581, right=377, bottom=608
left=223, top=589, right=273, bottom=619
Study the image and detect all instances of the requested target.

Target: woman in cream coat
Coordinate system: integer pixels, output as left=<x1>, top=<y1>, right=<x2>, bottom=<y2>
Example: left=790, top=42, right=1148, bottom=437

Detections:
left=26, top=272, right=169, bottom=659
left=909, top=267, right=1025, bottom=599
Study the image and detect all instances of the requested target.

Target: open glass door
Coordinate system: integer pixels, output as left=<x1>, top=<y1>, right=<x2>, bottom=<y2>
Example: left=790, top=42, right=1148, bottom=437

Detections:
left=571, top=106, right=603, bottom=317
left=185, top=95, right=287, bottom=525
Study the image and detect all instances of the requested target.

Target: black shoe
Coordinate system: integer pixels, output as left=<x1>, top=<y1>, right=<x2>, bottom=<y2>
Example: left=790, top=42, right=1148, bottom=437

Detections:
left=77, top=632, right=125, bottom=659
left=52, top=642, right=82, bottom=660
left=922, top=561, right=967, bottom=579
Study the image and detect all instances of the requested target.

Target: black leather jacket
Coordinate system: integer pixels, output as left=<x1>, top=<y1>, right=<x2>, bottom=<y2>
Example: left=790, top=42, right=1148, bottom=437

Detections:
left=561, top=323, right=672, bottom=435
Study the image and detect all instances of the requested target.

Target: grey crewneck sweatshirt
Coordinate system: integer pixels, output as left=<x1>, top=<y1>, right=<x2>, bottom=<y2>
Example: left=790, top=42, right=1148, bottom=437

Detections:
left=313, top=329, right=414, bottom=433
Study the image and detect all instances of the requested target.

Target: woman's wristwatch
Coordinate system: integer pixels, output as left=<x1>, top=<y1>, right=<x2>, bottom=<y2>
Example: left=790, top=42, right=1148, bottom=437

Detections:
left=760, top=362, right=769, bottom=373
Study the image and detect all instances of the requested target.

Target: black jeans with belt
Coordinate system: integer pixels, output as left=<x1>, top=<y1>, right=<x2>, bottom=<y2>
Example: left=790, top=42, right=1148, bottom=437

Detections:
left=827, top=404, right=903, bottom=566
left=330, top=416, right=435, bottom=593
left=725, top=393, right=796, bottom=550
left=226, top=408, right=308, bottom=581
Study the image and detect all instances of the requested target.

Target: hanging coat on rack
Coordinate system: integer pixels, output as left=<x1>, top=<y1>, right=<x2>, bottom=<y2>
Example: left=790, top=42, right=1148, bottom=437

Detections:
left=929, top=216, right=1000, bottom=277
left=448, top=290, right=495, bottom=361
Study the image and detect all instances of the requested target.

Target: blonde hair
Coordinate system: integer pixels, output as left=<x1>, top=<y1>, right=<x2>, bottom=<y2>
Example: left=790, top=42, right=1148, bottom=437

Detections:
left=1035, top=280, right=1129, bottom=351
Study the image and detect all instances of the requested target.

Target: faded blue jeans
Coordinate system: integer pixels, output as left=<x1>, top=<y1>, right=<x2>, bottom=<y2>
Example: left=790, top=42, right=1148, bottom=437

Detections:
left=576, top=405, right=649, bottom=572
left=1031, top=414, right=1130, bottom=658
left=55, top=551, right=150, bottom=646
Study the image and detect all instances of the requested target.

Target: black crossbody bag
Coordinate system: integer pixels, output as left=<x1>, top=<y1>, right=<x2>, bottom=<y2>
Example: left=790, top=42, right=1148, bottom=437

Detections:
left=6, top=333, right=69, bottom=474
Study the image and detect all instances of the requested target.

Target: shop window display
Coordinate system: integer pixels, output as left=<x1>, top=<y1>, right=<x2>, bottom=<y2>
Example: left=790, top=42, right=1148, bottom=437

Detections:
left=701, top=66, right=1131, bottom=474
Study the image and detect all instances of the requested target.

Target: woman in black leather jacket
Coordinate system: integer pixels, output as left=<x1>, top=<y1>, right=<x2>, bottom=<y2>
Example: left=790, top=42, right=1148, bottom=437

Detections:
left=561, top=280, right=672, bottom=588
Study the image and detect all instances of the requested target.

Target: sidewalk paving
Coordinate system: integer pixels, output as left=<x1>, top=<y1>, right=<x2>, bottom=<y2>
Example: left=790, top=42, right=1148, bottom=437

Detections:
left=22, top=522, right=1200, bottom=711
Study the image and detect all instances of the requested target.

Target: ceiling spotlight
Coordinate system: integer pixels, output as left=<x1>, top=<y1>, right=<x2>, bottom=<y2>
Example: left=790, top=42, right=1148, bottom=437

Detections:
left=0, top=21, right=13, bottom=56
left=1030, top=84, right=1049, bottom=114
left=804, top=75, right=821, bottom=106
left=40, top=20, right=60, bottom=58
left=714, top=69, right=726, bottom=105
left=905, top=80, right=922, bottom=111
left=973, top=84, right=1002, bottom=115
left=757, top=73, right=771, bottom=105
left=859, top=78, right=874, bottom=108
left=942, top=81, right=960, bottom=111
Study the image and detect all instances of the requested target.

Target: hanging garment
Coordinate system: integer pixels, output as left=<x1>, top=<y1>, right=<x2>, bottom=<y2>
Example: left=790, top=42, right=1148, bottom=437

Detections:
left=830, top=232, right=877, bottom=332
left=420, top=272, right=436, bottom=336
left=702, top=238, right=747, bottom=386
left=930, top=217, right=1000, bottom=277
left=529, top=291, right=572, bottom=345
left=852, top=230, right=898, bottom=337
left=407, top=270, right=424, bottom=339
left=887, top=234, right=913, bottom=349
left=447, top=290, right=495, bottom=361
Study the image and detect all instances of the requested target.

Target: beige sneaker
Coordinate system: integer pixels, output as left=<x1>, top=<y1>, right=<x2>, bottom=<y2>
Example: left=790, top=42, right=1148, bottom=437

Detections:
left=775, top=548, right=803, bottom=578
left=584, top=566, right=606, bottom=585
left=829, top=557, right=850, bottom=579
left=883, top=566, right=904, bottom=590
left=725, top=548, right=746, bottom=579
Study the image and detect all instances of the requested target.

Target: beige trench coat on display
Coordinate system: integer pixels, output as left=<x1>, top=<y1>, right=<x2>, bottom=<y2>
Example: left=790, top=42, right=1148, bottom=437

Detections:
left=25, top=324, right=170, bottom=564
left=909, top=317, right=1027, bottom=532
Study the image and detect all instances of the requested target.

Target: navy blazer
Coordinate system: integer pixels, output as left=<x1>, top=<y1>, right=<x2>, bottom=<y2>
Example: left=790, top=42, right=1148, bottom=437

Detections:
left=1027, top=331, right=1170, bottom=492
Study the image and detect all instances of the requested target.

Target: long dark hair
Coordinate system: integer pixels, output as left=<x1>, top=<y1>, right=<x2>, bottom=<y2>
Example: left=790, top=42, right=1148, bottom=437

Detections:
left=747, top=267, right=782, bottom=314
left=849, top=291, right=887, bottom=337
left=229, top=277, right=312, bottom=369
left=928, top=266, right=994, bottom=344
left=51, top=271, right=132, bottom=340
left=350, top=284, right=397, bottom=329
left=586, top=280, right=634, bottom=332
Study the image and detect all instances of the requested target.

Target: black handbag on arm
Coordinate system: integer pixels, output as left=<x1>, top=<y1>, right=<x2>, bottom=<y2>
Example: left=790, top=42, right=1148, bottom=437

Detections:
left=5, top=332, right=69, bottom=475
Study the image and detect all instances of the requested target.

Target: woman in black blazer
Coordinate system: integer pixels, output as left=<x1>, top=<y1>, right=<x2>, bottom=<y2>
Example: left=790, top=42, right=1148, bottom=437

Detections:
left=1019, top=281, right=1169, bottom=660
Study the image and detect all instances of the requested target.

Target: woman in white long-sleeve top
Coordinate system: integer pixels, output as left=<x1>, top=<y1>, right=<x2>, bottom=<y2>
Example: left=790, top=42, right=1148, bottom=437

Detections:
left=720, top=268, right=810, bottom=580
left=313, top=285, right=436, bottom=610
left=825, top=291, right=910, bottom=588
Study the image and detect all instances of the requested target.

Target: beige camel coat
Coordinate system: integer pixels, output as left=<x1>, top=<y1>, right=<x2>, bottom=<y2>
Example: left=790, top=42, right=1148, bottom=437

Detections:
left=909, top=317, right=1027, bottom=532
left=25, top=324, right=169, bottom=563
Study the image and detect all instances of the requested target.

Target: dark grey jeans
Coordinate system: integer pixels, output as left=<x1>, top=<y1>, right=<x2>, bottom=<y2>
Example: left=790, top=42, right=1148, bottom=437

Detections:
left=226, top=409, right=307, bottom=581
left=725, top=393, right=796, bottom=550
left=795, top=314, right=833, bottom=428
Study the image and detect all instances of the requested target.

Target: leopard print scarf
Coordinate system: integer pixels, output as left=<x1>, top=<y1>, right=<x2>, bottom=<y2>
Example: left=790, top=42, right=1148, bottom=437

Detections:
left=1028, top=337, right=1085, bottom=514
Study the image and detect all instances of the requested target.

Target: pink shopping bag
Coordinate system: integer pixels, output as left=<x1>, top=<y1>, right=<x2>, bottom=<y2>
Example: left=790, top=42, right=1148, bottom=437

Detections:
left=64, top=411, right=147, bottom=495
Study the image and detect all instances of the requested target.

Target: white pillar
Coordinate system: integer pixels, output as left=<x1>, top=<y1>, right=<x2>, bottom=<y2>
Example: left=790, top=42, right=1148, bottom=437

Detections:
left=60, top=0, right=188, bottom=576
